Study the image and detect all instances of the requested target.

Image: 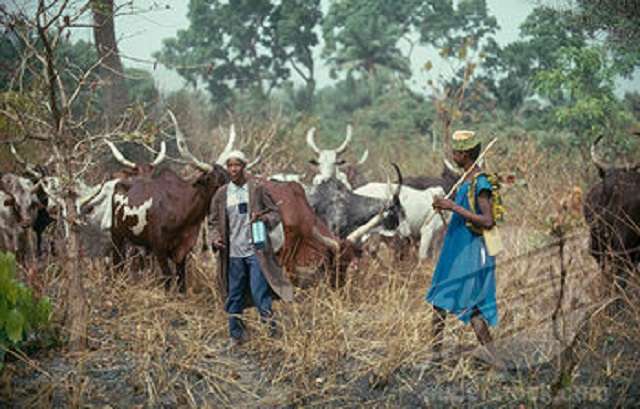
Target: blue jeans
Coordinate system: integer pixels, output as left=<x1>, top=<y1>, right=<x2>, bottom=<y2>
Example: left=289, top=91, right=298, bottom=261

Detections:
left=225, top=255, right=273, bottom=339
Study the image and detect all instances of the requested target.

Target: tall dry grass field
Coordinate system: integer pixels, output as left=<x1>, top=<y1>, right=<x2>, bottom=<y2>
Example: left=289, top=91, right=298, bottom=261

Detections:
left=2, top=135, right=639, bottom=408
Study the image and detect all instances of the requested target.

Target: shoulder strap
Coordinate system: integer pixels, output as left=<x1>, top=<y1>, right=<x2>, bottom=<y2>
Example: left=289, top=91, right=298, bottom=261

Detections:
left=466, top=172, right=489, bottom=235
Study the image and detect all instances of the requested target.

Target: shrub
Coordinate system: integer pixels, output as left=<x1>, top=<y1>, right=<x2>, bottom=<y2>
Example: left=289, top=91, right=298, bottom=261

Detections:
left=0, top=252, right=52, bottom=370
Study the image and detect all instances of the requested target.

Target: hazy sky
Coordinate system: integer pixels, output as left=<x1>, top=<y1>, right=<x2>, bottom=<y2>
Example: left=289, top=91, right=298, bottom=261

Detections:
left=71, top=0, right=638, bottom=95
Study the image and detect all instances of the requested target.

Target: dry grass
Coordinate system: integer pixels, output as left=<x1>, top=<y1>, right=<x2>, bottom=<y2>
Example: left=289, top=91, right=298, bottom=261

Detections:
left=2, top=138, right=639, bottom=408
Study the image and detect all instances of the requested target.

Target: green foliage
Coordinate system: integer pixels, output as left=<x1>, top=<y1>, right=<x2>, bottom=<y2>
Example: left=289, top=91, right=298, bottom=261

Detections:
left=311, top=73, right=433, bottom=143
left=0, top=252, right=52, bottom=371
left=623, top=91, right=640, bottom=121
left=155, top=0, right=321, bottom=108
left=481, top=6, right=587, bottom=115
left=416, top=0, right=498, bottom=53
left=533, top=46, right=633, bottom=149
left=125, top=68, right=159, bottom=106
left=322, top=0, right=415, bottom=80
left=572, top=0, right=640, bottom=75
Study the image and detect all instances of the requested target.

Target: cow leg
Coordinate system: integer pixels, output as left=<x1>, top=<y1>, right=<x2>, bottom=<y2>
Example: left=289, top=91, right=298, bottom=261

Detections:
left=176, top=258, right=187, bottom=294
left=35, top=230, right=43, bottom=258
left=156, top=256, right=173, bottom=291
left=111, top=234, right=127, bottom=274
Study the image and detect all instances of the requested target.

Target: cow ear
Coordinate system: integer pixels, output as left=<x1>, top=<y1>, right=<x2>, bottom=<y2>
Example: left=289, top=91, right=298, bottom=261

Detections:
left=309, top=159, right=319, bottom=166
left=336, top=159, right=347, bottom=166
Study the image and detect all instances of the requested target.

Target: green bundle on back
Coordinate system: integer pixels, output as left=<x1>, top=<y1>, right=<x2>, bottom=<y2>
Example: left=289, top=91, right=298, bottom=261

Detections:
left=0, top=252, right=52, bottom=371
left=466, top=171, right=506, bottom=235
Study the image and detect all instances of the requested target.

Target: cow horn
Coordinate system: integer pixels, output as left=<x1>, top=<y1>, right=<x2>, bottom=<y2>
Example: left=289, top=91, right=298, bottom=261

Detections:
left=306, top=127, right=321, bottom=154
left=335, top=125, right=352, bottom=154
left=391, top=162, right=403, bottom=198
left=169, top=110, right=213, bottom=172
left=217, top=123, right=237, bottom=165
left=347, top=212, right=383, bottom=244
left=78, top=180, right=107, bottom=210
left=312, top=226, right=340, bottom=252
left=590, top=135, right=609, bottom=174
left=247, top=131, right=271, bottom=170
left=9, top=144, right=42, bottom=178
left=357, top=149, right=369, bottom=165
left=246, top=153, right=262, bottom=170
left=443, top=158, right=462, bottom=176
left=150, top=141, right=166, bottom=166
left=105, top=139, right=136, bottom=168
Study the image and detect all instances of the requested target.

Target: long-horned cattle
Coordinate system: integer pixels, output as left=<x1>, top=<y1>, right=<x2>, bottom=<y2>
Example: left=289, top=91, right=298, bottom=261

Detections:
left=258, top=178, right=379, bottom=287
left=584, top=135, right=640, bottom=292
left=0, top=172, right=40, bottom=262
left=111, top=111, right=229, bottom=292
left=10, top=141, right=167, bottom=258
left=306, top=125, right=368, bottom=190
left=355, top=175, right=447, bottom=261
left=402, top=158, right=460, bottom=193
left=305, top=164, right=409, bottom=240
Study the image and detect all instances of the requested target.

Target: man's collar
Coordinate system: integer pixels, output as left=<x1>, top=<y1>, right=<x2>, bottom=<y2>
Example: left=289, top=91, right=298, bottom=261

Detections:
left=229, top=180, right=248, bottom=190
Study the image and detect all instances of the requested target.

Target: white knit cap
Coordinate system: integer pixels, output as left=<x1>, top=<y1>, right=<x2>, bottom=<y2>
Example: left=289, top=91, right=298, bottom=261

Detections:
left=224, top=150, right=247, bottom=164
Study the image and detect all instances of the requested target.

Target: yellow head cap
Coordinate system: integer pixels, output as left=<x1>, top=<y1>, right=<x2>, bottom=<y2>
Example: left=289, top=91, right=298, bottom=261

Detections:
left=452, top=130, right=480, bottom=151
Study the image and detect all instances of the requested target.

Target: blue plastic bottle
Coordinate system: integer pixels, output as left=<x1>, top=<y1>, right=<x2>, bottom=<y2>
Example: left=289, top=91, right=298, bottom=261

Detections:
left=251, top=220, right=266, bottom=250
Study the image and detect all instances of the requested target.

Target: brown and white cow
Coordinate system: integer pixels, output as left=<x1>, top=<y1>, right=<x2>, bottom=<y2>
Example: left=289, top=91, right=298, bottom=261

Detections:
left=0, top=173, right=40, bottom=262
left=111, top=111, right=229, bottom=292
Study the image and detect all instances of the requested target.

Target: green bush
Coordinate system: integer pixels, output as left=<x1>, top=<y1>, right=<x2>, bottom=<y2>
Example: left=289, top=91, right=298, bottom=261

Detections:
left=0, top=252, right=52, bottom=370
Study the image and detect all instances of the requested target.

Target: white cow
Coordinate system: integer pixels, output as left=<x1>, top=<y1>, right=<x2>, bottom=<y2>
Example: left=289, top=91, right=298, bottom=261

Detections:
left=306, top=125, right=368, bottom=190
left=354, top=183, right=447, bottom=260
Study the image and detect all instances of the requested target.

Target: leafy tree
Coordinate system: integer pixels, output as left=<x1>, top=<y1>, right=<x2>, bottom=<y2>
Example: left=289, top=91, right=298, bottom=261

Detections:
left=534, top=46, right=633, bottom=151
left=412, top=0, right=499, bottom=149
left=322, top=0, right=418, bottom=81
left=415, top=0, right=498, bottom=54
left=623, top=91, right=640, bottom=121
left=155, top=0, right=321, bottom=109
left=125, top=68, right=159, bottom=106
left=570, top=0, right=640, bottom=75
left=481, top=6, right=587, bottom=116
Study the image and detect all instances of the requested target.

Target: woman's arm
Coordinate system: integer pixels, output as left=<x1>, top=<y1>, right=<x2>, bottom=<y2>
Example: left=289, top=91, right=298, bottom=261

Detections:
left=433, top=191, right=494, bottom=229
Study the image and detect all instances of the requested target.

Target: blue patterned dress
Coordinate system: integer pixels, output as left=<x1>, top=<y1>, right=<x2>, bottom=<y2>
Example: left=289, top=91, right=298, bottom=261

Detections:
left=426, top=175, right=498, bottom=326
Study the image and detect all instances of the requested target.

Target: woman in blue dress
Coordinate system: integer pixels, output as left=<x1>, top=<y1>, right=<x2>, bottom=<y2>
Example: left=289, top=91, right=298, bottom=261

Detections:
left=427, top=130, right=498, bottom=362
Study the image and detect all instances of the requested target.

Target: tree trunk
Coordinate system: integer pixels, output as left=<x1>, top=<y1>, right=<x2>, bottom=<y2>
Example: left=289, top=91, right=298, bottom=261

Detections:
left=62, top=185, right=88, bottom=352
left=91, top=0, right=128, bottom=126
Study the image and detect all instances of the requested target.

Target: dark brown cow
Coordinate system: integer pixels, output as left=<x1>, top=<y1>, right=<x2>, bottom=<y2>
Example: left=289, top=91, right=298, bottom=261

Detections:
left=551, top=135, right=640, bottom=397
left=111, top=112, right=229, bottom=292
left=261, top=179, right=363, bottom=287
left=584, top=135, right=640, bottom=291
left=403, top=158, right=459, bottom=193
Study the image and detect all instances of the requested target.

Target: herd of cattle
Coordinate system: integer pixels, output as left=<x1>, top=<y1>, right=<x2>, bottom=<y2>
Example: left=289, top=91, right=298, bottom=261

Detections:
left=1, top=114, right=638, bottom=293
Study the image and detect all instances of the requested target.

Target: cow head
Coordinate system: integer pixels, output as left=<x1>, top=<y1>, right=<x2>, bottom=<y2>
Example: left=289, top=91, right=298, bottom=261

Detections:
left=347, top=163, right=407, bottom=243
left=342, top=149, right=369, bottom=189
left=105, top=139, right=166, bottom=177
left=0, top=173, right=39, bottom=228
left=585, top=135, right=640, bottom=278
left=306, top=125, right=354, bottom=185
left=379, top=163, right=409, bottom=233
left=169, top=110, right=230, bottom=196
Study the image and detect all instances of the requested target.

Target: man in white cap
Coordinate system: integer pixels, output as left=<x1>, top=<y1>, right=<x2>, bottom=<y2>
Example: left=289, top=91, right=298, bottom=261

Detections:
left=209, top=150, right=293, bottom=346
